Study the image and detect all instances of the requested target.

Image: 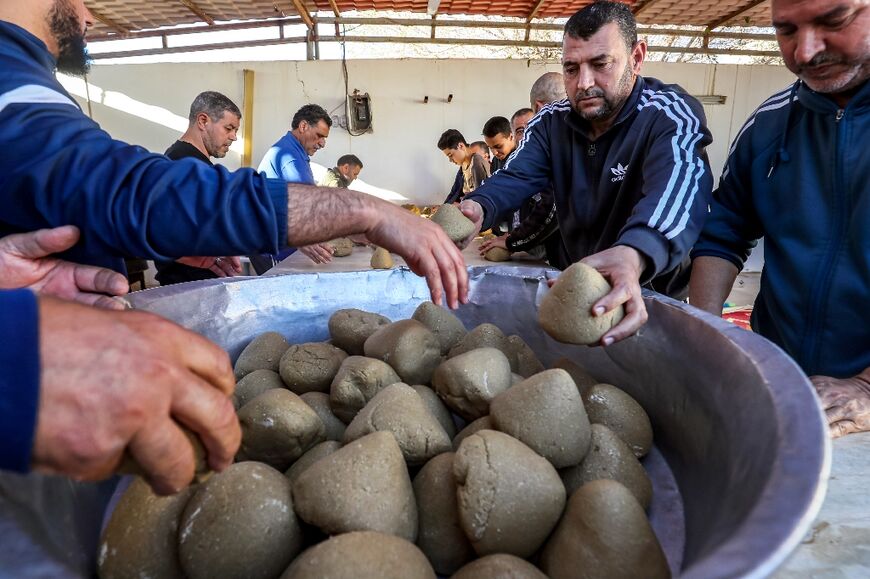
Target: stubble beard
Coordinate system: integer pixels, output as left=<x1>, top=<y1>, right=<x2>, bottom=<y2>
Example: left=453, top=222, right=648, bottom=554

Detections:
left=49, top=0, right=91, bottom=75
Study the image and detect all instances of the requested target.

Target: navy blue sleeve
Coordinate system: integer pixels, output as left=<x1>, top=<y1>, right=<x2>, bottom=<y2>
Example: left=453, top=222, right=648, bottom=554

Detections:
left=466, top=114, right=553, bottom=230
left=0, top=98, right=288, bottom=261
left=691, top=117, right=763, bottom=269
left=616, top=91, right=714, bottom=281
left=0, top=289, right=40, bottom=473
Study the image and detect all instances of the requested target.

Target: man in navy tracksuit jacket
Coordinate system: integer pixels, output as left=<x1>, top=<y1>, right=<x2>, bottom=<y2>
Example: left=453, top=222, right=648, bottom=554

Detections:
left=464, top=3, right=712, bottom=345
left=0, top=5, right=466, bottom=479
left=690, top=0, right=870, bottom=437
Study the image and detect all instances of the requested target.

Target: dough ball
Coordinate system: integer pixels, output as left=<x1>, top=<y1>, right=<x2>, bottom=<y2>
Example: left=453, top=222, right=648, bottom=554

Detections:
left=411, top=301, right=467, bottom=355
left=506, top=335, right=545, bottom=378
left=284, top=440, right=342, bottom=485
left=432, top=347, right=512, bottom=420
left=413, top=384, right=457, bottom=439
left=551, top=357, right=599, bottom=395
left=299, top=391, right=346, bottom=441
left=237, top=389, right=325, bottom=471
left=344, top=383, right=452, bottom=466
left=292, top=431, right=418, bottom=541
left=371, top=246, right=395, bottom=269
left=178, top=462, right=302, bottom=579
left=279, top=342, right=348, bottom=394
left=583, top=383, right=653, bottom=458
left=539, top=479, right=669, bottom=579
left=451, top=554, right=548, bottom=579
left=538, top=262, right=625, bottom=345
left=452, top=416, right=493, bottom=450
left=490, top=368, right=591, bottom=468
left=233, top=369, right=285, bottom=410
left=330, top=355, right=402, bottom=423
left=454, top=430, right=566, bottom=558
left=431, top=203, right=476, bottom=242
left=234, top=331, right=290, bottom=379
left=484, top=247, right=512, bottom=262
left=448, top=323, right=517, bottom=372
left=328, top=309, right=391, bottom=356
left=328, top=237, right=354, bottom=257
left=281, top=531, right=435, bottom=579
left=364, top=319, right=442, bottom=385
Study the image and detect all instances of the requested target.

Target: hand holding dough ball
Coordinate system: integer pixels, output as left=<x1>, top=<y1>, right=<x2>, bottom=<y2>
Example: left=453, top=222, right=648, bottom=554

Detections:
left=539, top=262, right=625, bottom=345
left=431, top=203, right=476, bottom=242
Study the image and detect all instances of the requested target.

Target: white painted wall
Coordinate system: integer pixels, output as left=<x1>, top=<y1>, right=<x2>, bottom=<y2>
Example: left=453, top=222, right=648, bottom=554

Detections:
left=66, top=59, right=795, bottom=210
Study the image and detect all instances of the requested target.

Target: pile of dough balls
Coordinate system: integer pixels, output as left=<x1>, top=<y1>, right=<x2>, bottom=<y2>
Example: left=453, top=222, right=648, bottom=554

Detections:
left=98, top=302, right=669, bottom=579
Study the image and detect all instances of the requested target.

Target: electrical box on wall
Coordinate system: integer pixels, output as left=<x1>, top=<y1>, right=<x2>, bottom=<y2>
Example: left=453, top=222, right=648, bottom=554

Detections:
left=348, top=90, right=372, bottom=133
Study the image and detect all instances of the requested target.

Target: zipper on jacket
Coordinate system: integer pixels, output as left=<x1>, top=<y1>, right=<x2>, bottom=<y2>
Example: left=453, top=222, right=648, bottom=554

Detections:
left=836, top=109, right=844, bottom=122
left=587, top=143, right=596, bottom=156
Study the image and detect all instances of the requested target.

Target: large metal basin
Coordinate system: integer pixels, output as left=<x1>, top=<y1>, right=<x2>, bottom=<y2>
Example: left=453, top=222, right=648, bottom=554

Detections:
left=0, top=266, right=829, bottom=577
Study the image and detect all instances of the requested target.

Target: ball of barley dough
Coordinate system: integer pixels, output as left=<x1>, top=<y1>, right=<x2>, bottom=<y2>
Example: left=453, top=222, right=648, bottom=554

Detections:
left=551, top=357, right=599, bottom=395
left=284, top=440, right=342, bottom=485
left=454, top=430, right=566, bottom=558
left=452, top=416, right=493, bottom=450
left=539, top=479, right=669, bottom=579
left=279, top=342, right=348, bottom=394
left=98, top=478, right=194, bottom=579
left=448, top=323, right=517, bottom=372
left=328, top=237, right=353, bottom=257
left=432, top=347, right=512, bottom=420
left=330, top=355, right=402, bottom=423
left=328, top=309, right=391, bottom=356
left=281, top=531, right=435, bottom=579
left=490, top=368, right=591, bottom=468
left=234, top=331, right=290, bottom=379
left=413, top=384, right=457, bottom=439
left=583, top=383, right=653, bottom=458
left=411, top=301, right=467, bottom=355
left=344, top=383, right=452, bottom=465
left=178, top=462, right=302, bottom=579
left=237, top=389, right=325, bottom=471
left=451, top=554, right=548, bottom=579
left=364, top=319, right=442, bottom=385
left=538, top=262, right=625, bottom=345
left=299, top=392, right=345, bottom=441
left=413, top=453, right=474, bottom=575
left=431, top=203, right=476, bottom=242
left=233, top=369, right=285, bottom=410
left=506, top=334, right=545, bottom=378
left=560, top=424, right=652, bottom=509
left=371, top=246, right=394, bottom=269
left=292, top=431, right=418, bottom=541
left=484, top=247, right=511, bottom=262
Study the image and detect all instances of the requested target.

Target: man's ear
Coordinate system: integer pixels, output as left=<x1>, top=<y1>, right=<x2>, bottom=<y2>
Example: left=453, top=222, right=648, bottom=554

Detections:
left=631, top=39, right=647, bottom=73
left=195, top=112, right=210, bottom=129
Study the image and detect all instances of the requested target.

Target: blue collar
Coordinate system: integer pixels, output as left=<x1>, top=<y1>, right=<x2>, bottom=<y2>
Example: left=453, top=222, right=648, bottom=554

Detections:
left=0, top=20, right=59, bottom=74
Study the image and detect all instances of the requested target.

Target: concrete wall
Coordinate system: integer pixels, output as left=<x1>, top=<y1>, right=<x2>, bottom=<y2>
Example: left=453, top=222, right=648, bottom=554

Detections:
left=64, top=59, right=795, bottom=208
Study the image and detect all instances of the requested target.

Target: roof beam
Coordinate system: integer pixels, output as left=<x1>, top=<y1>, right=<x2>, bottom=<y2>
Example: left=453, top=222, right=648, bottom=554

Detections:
left=291, top=0, right=315, bottom=29
left=88, top=7, right=130, bottom=35
left=705, top=0, right=768, bottom=29
left=526, top=0, right=547, bottom=22
left=326, top=0, right=341, bottom=17
left=179, top=0, right=215, bottom=25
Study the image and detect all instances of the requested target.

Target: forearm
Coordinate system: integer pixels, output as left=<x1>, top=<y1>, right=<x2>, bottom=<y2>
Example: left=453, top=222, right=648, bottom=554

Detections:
left=286, top=184, right=379, bottom=246
left=688, top=256, right=740, bottom=316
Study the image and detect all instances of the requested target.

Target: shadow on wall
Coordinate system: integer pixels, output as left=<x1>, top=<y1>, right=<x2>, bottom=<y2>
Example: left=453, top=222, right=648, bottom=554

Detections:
left=56, top=73, right=245, bottom=164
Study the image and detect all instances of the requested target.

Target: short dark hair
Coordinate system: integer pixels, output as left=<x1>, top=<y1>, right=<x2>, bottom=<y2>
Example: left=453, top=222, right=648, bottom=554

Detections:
left=470, top=141, right=488, bottom=152
left=189, top=91, right=241, bottom=123
left=564, top=1, right=637, bottom=51
left=337, top=154, right=363, bottom=168
left=291, top=104, right=332, bottom=130
left=482, top=116, right=512, bottom=139
left=510, top=108, right=534, bottom=123
left=437, top=129, right=467, bottom=150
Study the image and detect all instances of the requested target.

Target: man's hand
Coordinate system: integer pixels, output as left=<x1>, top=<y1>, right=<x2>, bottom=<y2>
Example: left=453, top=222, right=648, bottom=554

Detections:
left=366, top=203, right=468, bottom=309
left=176, top=256, right=242, bottom=277
left=0, top=226, right=128, bottom=309
left=479, top=234, right=509, bottom=255
left=32, top=297, right=241, bottom=495
left=580, top=245, right=648, bottom=346
left=812, top=369, right=870, bottom=438
left=299, top=243, right=334, bottom=264
left=458, top=200, right=485, bottom=249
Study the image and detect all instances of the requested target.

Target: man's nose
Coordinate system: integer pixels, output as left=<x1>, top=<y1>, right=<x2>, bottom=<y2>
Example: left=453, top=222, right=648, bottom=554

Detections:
left=576, top=67, right=595, bottom=92
left=794, top=27, right=825, bottom=66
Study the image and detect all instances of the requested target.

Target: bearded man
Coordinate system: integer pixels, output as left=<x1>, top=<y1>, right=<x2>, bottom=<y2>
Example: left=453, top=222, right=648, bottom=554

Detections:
left=689, top=0, right=870, bottom=437
left=461, top=1, right=713, bottom=346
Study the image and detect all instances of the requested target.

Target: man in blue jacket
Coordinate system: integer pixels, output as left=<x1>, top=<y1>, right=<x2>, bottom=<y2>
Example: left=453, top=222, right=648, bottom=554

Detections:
left=461, top=2, right=713, bottom=346
left=689, top=0, right=870, bottom=437
left=0, top=1, right=466, bottom=307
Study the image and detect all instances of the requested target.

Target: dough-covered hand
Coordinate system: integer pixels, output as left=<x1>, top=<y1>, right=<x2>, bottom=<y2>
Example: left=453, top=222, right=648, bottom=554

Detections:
left=32, top=297, right=240, bottom=495
left=812, top=370, right=870, bottom=438
left=176, top=256, right=242, bottom=277
left=0, top=226, right=128, bottom=309
left=478, top=234, right=508, bottom=255
left=366, top=203, right=468, bottom=309
left=299, top=243, right=334, bottom=264
left=458, top=200, right=485, bottom=249
left=579, top=245, right=648, bottom=346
